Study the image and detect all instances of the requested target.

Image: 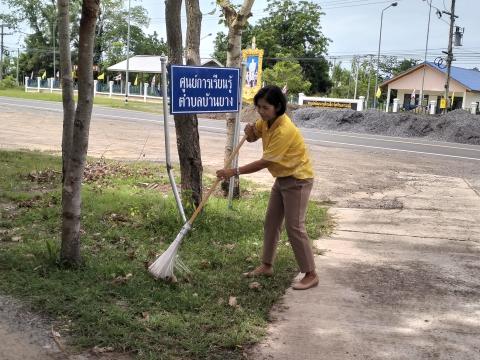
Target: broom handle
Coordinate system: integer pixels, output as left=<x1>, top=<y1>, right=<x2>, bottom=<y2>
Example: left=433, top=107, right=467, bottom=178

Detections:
left=188, top=134, right=248, bottom=225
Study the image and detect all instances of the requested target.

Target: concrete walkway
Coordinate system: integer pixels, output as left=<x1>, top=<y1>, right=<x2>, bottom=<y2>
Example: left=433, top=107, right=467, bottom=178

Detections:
left=249, top=172, right=480, bottom=359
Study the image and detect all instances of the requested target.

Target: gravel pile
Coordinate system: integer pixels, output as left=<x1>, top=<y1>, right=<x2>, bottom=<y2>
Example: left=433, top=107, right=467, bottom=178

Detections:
left=293, top=108, right=480, bottom=145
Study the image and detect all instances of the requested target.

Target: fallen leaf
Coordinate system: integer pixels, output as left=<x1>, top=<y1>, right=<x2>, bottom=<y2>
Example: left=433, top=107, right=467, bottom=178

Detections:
left=228, top=296, right=237, bottom=307
left=248, top=282, right=262, bottom=290
left=91, top=346, right=114, bottom=354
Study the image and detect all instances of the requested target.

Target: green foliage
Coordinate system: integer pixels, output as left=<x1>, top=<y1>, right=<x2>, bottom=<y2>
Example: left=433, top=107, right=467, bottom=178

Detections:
left=212, top=32, right=228, bottom=65
left=0, top=75, right=17, bottom=89
left=2, top=0, right=164, bottom=76
left=0, top=87, right=165, bottom=114
left=263, top=60, right=311, bottom=94
left=0, top=150, right=331, bottom=359
left=95, top=0, right=167, bottom=68
left=248, top=0, right=331, bottom=94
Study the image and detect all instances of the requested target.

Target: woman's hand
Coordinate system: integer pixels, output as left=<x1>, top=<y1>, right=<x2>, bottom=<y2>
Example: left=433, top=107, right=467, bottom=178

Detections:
left=216, top=168, right=236, bottom=180
left=244, top=123, right=257, bottom=142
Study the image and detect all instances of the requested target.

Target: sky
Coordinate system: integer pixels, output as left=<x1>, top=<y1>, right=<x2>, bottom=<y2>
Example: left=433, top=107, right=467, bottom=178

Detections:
left=1, top=0, right=479, bottom=69
left=144, top=0, right=480, bottom=69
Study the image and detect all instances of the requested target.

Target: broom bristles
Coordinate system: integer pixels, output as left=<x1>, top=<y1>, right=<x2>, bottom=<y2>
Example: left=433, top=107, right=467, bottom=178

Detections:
left=148, top=223, right=191, bottom=279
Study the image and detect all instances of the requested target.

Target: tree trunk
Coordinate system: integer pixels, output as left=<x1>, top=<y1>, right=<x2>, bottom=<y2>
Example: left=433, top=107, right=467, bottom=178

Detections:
left=166, top=0, right=203, bottom=208
left=218, top=0, right=254, bottom=197
left=60, top=0, right=99, bottom=266
left=57, top=0, right=75, bottom=182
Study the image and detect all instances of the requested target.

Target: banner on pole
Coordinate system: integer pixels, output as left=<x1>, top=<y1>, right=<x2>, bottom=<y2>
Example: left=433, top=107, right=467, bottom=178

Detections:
left=170, top=65, right=240, bottom=114
left=242, top=48, right=264, bottom=103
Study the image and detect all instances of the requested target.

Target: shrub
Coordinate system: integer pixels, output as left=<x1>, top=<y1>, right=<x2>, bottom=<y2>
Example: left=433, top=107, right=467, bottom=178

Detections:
left=0, top=75, right=17, bottom=89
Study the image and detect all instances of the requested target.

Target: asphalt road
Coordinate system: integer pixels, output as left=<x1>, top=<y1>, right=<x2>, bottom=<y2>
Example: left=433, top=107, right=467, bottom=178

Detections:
left=1, top=96, right=480, bottom=162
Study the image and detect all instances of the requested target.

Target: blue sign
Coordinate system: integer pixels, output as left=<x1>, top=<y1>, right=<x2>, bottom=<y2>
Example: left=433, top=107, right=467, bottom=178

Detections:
left=170, top=65, right=240, bottom=114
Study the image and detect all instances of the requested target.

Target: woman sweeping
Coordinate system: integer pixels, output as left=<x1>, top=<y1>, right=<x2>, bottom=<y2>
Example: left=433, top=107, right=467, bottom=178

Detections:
left=216, top=85, right=319, bottom=290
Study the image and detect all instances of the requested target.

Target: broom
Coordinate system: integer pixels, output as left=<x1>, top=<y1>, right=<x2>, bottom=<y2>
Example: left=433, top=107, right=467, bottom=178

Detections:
left=149, top=134, right=248, bottom=280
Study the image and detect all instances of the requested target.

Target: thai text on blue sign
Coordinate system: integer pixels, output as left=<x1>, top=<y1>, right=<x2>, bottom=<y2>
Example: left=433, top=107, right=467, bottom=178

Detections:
left=170, top=65, right=240, bottom=114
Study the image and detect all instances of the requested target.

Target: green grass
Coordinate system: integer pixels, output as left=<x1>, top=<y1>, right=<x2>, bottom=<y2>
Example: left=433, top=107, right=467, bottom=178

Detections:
left=0, top=87, right=164, bottom=114
left=0, top=150, right=331, bottom=359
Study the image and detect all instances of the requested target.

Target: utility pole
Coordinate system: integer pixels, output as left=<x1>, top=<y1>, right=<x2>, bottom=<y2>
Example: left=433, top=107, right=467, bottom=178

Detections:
left=366, top=55, right=374, bottom=108
left=443, top=0, right=457, bottom=112
left=330, top=56, right=336, bottom=96
left=0, top=24, right=5, bottom=80
left=0, top=24, right=13, bottom=80
left=353, top=56, right=360, bottom=99
left=16, top=48, right=19, bottom=85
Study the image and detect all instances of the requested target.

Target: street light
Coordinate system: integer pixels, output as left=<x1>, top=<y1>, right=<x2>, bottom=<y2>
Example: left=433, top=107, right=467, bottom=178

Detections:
left=373, top=2, right=398, bottom=110
left=201, top=33, right=212, bottom=41
left=420, top=0, right=433, bottom=112
left=52, top=19, right=56, bottom=84
left=125, top=0, right=131, bottom=103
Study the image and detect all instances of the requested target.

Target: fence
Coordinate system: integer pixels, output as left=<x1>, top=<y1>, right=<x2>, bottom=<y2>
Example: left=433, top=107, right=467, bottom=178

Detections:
left=24, top=77, right=164, bottom=103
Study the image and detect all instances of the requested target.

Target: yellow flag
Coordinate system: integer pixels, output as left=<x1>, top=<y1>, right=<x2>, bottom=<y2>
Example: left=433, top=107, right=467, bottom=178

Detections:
left=134, top=75, right=138, bottom=86
left=42, top=71, right=47, bottom=80
left=97, top=72, right=105, bottom=80
left=72, top=70, right=76, bottom=78
left=375, top=87, right=382, bottom=98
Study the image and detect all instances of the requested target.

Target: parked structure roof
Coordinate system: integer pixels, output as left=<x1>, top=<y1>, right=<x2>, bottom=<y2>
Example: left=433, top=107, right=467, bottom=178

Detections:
left=107, top=55, right=224, bottom=73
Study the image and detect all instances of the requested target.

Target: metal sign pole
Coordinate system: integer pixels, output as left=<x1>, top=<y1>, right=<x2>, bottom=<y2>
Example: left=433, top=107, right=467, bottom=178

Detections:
left=161, top=56, right=187, bottom=223
left=228, top=62, right=247, bottom=209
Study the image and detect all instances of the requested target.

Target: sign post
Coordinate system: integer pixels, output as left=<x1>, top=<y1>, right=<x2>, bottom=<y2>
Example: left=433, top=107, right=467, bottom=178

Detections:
left=170, top=65, right=240, bottom=114
left=169, top=64, right=241, bottom=210
left=161, top=57, right=187, bottom=223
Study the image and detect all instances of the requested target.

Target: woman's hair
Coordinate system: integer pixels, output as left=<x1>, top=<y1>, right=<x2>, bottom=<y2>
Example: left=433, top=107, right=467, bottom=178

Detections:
left=253, top=85, right=287, bottom=116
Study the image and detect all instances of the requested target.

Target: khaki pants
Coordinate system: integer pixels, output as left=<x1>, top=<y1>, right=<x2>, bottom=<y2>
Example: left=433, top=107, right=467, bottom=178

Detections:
left=262, top=176, right=315, bottom=273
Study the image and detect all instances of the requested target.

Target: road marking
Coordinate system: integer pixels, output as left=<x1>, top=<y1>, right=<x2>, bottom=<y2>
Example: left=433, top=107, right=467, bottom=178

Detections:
left=2, top=99, right=479, bottom=157
left=304, top=129, right=480, bottom=152
left=308, top=139, right=480, bottom=162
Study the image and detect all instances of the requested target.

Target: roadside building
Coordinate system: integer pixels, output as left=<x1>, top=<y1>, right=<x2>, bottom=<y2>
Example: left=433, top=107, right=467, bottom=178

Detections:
left=380, top=62, right=480, bottom=113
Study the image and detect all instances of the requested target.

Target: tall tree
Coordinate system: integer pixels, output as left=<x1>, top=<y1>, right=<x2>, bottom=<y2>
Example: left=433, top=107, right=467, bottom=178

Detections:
left=217, top=0, right=255, bottom=196
left=59, top=0, right=99, bottom=266
left=165, top=0, right=203, bottom=208
left=215, top=0, right=331, bottom=94
left=57, top=0, right=75, bottom=182
left=263, top=59, right=311, bottom=94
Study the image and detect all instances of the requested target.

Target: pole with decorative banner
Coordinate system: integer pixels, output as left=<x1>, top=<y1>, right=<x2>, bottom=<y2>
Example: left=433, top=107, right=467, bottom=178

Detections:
left=242, top=37, right=264, bottom=104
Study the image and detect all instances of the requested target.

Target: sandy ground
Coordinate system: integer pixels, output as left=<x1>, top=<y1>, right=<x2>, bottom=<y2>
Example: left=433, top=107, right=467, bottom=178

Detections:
left=0, top=105, right=479, bottom=359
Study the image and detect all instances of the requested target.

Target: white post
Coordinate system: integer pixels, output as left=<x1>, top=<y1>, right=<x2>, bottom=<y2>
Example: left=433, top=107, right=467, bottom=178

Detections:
left=358, top=96, right=365, bottom=111
left=393, top=98, right=399, bottom=113
left=37, top=77, right=41, bottom=92
left=127, top=81, right=131, bottom=96
left=25, top=77, right=29, bottom=92
left=385, top=87, right=391, bottom=112
left=94, top=80, right=97, bottom=97
left=50, top=78, right=54, bottom=93
left=462, top=91, right=467, bottom=109
left=472, top=102, right=478, bottom=115
left=429, top=100, right=436, bottom=115
left=143, top=83, right=148, bottom=102
left=298, top=93, right=305, bottom=105
left=109, top=81, right=113, bottom=98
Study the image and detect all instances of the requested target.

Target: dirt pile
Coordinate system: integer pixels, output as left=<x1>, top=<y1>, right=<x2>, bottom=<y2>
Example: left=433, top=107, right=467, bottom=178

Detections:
left=293, top=108, right=480, bottom=145
left=202, top=104, right=300, bottom=124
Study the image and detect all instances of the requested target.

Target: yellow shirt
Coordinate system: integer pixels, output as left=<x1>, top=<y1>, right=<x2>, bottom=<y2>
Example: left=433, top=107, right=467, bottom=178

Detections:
left=254, top=114, right=314, bottom=179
